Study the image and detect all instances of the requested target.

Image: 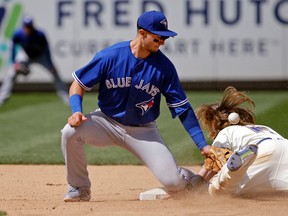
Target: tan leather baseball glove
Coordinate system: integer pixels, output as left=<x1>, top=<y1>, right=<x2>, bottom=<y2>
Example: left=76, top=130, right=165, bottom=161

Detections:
left=204, top=146, right=233, bottom=172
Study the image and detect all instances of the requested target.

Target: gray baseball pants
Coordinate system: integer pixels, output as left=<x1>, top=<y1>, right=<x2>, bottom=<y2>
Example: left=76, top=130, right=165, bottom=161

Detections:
left=61, top=109, right=192, bottom=191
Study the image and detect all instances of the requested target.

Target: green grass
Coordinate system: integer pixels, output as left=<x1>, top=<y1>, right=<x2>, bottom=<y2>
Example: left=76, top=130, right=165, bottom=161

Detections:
left=0, top=90, right=287, bottom=165
left=0, top=210, right=7, bottom=216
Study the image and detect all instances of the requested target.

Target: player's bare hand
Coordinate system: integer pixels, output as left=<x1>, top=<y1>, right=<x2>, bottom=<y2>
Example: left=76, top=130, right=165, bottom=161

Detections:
left=201, top=145, right=211, bottom=156
left=68, top=112, right=88, bottom=127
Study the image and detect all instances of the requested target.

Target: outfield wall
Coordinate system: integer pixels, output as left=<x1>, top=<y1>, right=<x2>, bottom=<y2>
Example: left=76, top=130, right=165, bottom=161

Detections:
left=0, top=0, right=287, bottom=87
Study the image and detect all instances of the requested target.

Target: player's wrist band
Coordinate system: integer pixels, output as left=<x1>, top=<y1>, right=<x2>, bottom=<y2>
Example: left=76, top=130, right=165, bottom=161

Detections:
left=70, top=94, right=83, bottom=114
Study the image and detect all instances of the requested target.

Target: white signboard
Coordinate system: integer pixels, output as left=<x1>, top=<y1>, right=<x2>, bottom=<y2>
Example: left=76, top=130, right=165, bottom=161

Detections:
left=0, top=0, right=287, bottom=82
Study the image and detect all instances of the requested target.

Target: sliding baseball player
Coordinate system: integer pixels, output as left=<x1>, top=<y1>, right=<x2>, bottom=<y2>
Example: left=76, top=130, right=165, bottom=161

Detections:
left=197, top=86, right=288, bottom=196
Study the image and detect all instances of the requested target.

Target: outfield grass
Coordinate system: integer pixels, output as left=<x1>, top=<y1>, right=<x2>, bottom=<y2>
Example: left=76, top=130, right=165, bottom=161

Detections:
left=0, top=90, right=287, bottom=165
left=0, top=211, right=7, bottom=216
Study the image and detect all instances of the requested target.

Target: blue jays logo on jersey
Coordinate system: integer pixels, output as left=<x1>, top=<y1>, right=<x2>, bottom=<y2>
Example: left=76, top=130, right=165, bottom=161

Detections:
left=135, top=97, right=154, bottom=116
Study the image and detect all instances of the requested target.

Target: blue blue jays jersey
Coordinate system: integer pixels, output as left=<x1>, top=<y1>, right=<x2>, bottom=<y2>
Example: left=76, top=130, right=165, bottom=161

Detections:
left=73, top=41, right=191, bottom=126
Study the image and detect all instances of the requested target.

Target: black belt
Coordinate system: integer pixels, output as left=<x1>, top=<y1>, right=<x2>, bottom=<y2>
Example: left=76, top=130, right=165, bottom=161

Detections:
left=256, top=137, right=272, bottom=145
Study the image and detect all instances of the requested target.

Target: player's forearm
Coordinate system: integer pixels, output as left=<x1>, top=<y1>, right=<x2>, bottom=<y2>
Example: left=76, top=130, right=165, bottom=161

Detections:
left=198, top=165, right=215, bottom=181
left=179, top=107, right=208, bottom=150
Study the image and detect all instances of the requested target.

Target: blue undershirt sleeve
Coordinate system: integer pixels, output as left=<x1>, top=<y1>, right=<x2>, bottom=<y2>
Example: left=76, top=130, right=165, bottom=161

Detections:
left=179, top=107, right=208, bottom=150
left=69, top=94, right=83, bottom=114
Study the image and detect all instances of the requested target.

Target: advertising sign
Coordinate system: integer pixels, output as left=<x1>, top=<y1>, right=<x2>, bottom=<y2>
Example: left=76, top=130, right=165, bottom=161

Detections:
left=0, top=0, right=287, bottom=82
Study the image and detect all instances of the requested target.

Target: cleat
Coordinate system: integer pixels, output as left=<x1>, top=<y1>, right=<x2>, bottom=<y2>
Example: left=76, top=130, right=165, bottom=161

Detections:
left=186, top=174, right=207, bottom=191
left=227, top=145, right=258, bottom=171
left=64, top=185, right=91, bottom=202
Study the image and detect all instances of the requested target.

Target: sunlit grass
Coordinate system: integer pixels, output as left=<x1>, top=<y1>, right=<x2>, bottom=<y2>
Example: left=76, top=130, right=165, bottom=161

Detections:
left=0, top=90, right=287, bottom=165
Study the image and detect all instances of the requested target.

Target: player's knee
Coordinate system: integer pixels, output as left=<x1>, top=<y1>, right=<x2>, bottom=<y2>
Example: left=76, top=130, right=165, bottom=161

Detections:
left=162, top=178, right=186, bottom=191
left=159, top=173, right=186, bottom=191
left=61, top=123, right=78, bottom=145
left=160, top=168, right=195, bottom=191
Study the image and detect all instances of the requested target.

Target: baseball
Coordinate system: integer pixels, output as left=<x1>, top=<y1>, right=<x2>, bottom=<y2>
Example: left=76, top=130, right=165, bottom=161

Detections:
left=228, top=112, right=240, bottom=124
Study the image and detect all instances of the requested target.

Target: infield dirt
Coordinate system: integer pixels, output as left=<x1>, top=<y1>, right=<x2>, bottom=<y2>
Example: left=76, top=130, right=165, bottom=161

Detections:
left=0, top=165, right=288, bottom=216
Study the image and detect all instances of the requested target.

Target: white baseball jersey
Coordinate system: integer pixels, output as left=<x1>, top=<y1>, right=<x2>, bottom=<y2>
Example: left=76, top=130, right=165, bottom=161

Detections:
left=212, top=124, right=284, bottom=151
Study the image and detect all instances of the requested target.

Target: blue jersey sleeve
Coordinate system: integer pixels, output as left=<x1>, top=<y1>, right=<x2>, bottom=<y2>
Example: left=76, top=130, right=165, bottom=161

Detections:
left=73, top=53, right=105, bottom=91
left=162, top=64, right=190, bottom=118
left=179, top=107, right=208, bottom=150
left=160, top=60, right=207, bottom=149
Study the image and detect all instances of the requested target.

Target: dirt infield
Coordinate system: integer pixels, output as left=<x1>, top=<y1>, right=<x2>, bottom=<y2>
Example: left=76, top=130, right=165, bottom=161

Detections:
left=1, top=165, right=288, bottom=216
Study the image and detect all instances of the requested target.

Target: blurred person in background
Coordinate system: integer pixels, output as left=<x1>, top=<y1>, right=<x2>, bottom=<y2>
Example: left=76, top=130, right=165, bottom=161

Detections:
left=0, top=16, right=69, bottom=106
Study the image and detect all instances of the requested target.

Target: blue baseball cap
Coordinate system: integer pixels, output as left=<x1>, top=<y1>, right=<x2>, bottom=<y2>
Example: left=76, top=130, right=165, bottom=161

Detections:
left=23, top=16, right=33, bottom=26
left=137, top=11, right=177, bottom=37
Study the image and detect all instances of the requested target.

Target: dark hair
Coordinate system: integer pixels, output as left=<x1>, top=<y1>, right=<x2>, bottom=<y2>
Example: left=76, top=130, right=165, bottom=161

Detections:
left=196, top=86, right=256, bottom=139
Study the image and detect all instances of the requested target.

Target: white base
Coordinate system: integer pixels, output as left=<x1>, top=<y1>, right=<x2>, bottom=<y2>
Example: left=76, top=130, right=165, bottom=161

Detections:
left=139, top=187, right=168, bottom=201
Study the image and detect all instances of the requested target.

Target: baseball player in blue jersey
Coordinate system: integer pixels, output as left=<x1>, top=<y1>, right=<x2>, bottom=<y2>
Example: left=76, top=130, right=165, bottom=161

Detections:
left=0, top=16, right=69, bottom=106
left=61, top=10, right=210, bottom=202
